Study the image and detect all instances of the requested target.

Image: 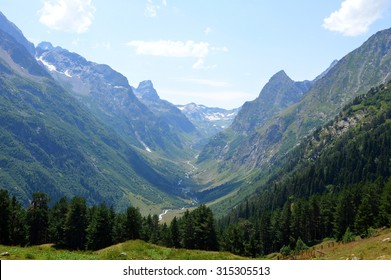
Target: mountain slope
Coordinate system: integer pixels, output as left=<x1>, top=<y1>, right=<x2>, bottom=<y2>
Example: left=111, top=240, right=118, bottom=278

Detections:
left=231, top=70, right=311, bottom=135
left=218, top=82, right=391, bottom=257
left=0, top=19, right=185, bottom=214
left=0, top=12, right=35, bottom=56
left=197, top=70, right=312, bottom=173
left=36, top=43, right=191, bottom=159
left=133, top=80, right=198, bottom=157
left=197, top=28, right=391, bottom=194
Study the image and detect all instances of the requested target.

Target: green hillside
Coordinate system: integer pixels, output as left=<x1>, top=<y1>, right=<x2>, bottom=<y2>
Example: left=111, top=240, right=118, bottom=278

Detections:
left=195, top=28, right=391, bottom=215
left=0, top=29, right=184, bottom=214
left=217, top=82, right=391, bottom=257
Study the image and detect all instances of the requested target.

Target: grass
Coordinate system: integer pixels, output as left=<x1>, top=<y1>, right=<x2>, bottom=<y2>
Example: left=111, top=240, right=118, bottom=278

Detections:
left=270, top=228, right=391, bottom=260
left=0, top=240, right=247, bottom=260
left=2, top=229, right=391, bottom=260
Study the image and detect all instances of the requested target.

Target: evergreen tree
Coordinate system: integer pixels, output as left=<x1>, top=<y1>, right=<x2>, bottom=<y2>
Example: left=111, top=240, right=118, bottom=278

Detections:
left=27, top=192, right=49, bottom=245
left=170, top=216, right=180, bottom=248
left=48, top=197, right=68, bottom=246
left=0, top=189, right=11, bottom=244
left=112, top=212, right=127, bottom=244
left=380, top=179, right=391, bottom=227
left=125, top=206, right=142, bottom=240
left=192, top=205, right=218, bottom=250
left=9, top=196, right=27, bottom=245
left=86, top=203, right=113, bottom=250
left=160, top=223, right=172, bottom=247
left=333, top=188, right=358, bottom=240
left=179, top=210, right=195, bottom=249
left=354, top=182, right=381, bottom=236
left=149, top=215, right=161, bottom=244
left=64, top=196, right=87, bottom=250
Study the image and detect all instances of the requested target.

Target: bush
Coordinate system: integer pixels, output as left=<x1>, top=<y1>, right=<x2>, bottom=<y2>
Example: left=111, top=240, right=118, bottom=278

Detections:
left=342, top=227, right=355, bottom=243
left=295, top=237, right=308, bottom=253
left=280, top=245, right=292, bottom=256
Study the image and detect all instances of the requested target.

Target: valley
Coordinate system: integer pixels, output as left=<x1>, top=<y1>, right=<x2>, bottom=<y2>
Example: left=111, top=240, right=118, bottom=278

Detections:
left=1, top=9, right=391, bottom=260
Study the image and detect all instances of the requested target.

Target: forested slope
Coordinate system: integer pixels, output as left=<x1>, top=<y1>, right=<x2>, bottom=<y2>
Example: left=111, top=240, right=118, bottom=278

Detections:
left=218, top=82, right=391, bottom=257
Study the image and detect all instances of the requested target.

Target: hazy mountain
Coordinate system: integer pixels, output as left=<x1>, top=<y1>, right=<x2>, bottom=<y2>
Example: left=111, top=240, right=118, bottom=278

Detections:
left=177, top=103, right=239, bottom=145
left=36, top=42, right=192, bottom=159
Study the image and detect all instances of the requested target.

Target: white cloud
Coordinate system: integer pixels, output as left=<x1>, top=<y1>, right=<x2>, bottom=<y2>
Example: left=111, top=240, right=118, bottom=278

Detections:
left=192, top=58, right=217, bottom=70
left=38, top=0, right=96, bottom=34
left=126, top=40, right=211, bottom=58
left=145, top=0, right=167, bottom=17
left=204, top=27, right=213, bottom=35
left=126, top=39, right=228, bottom=70
left=323, top=0, right=391, bottom=36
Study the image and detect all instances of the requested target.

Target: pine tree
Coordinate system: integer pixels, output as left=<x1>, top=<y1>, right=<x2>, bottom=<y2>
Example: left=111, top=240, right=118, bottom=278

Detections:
left=170, top=216, right=180, bottom=248
left=64, top=196, right=87, bottom=249
left=112, top=212, right=127, bottom=244
left=379, top=178, right=391, bottom=227
left=125, top=206, right=142, bottom=240
left=27, top=192, right=49, bottom=245
left=0, top=189, right=11, bottom=244
left=86, top=203, right=113, bottom=250
left=48, top=197, right=68, bottom=246
left=9, top=196, right=27, bottom=245
left=179, top=210, right=195, bottom=249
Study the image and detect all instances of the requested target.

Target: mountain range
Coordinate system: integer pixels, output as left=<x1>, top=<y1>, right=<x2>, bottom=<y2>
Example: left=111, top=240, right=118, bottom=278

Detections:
left=0, top=10, right=390, bottom=222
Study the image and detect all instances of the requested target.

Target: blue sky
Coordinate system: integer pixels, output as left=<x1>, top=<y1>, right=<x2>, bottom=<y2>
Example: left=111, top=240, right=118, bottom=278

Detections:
left=1, top=0, right=391, bottom=109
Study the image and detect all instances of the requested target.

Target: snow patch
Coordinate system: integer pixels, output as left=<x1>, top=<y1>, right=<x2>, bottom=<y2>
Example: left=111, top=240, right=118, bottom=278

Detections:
left=140, top=140, right=152, bottom=153
left=37, top=56, right=73, bottom=78
left=37, top=56, right=56, bottom=72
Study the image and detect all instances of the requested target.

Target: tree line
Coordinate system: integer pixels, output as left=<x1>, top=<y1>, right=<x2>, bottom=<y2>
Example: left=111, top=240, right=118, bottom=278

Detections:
left=217, top=83, right=391, bottom=257
left=218, top=178, right=391, bottom=257
left=0, top=190, right=218, bottom=251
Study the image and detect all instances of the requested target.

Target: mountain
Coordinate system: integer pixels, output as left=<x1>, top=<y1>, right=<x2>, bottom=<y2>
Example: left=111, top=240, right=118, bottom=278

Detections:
left=177, top=103, right=239, bottom=146
left=0, top=11, right=35, bottom=56
left=197, top=70, right=312, bottom=166
left=0, top=14, right=187, bottom=214
left=218, top=81, right=391, bottom=257
left=133, top=80, right=197, bottom=143
left=35, top=43, right=190, bottom=159
left=231, top=70, right=311, bottom=135
left=196, top=28, right=391, bottom=210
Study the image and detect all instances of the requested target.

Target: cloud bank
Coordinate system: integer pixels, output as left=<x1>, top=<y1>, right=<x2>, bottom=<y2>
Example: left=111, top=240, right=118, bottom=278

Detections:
left=323, top=0, right=391, bottom=36
left=38, top=0, right=96, bottom=34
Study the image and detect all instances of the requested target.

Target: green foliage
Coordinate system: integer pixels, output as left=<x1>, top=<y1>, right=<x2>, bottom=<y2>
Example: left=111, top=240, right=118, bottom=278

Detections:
left=279, top=245, right=291, bottom=256
left=0, top=189, right=11, bottom=244
left=218, top=82, right=391, bottom=257
left=342, top=227, right=355, bottom=244
left=48, top=197, right=68, bottom=246
left=295, top=237, right=308, bottom=253
left=64, top=197, right=87, bottom=250
left=0, top=67, right=186, bottom=213
left=177, top=205, right=219, bottom=251
left=1, top=192, right=221, bottom=258
left=27, top=192, right=49, bottom=245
